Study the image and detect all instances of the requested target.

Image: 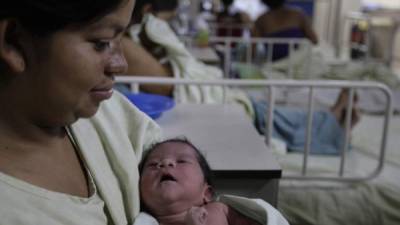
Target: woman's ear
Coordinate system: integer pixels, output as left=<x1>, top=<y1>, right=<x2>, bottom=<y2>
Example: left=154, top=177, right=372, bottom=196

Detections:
left=0, top=20, right=26, bottom=73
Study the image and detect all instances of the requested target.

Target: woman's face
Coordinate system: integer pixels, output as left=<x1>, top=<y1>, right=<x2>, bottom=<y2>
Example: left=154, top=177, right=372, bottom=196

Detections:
left=20, top=0, right=134, bottom=126
left=140, top=142, right=211, bottom=215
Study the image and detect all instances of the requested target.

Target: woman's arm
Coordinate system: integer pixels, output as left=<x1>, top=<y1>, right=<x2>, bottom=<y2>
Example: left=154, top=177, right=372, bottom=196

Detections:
left=121, top=36, right=174, bottom=96
left=299, top=12, right=318, bottom=45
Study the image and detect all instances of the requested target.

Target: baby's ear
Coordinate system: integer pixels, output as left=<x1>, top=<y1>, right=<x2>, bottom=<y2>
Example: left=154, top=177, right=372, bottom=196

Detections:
left=202, top=185, right=214, bottom=204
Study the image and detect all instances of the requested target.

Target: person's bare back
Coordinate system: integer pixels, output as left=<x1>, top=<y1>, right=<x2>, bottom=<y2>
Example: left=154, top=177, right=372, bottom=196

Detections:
left=254, top=1, right=318, bottom=44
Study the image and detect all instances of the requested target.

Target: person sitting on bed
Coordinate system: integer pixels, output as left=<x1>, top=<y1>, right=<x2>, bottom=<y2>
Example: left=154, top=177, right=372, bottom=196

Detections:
left=215, top=0, right=252, bottom=37
left=120, top=0, right=178, bottom=96
left=137, top=138, right=284, bottom=225
left=121, top=1, right=361, bottom=155
left=253, top=0, right=318, bottom=61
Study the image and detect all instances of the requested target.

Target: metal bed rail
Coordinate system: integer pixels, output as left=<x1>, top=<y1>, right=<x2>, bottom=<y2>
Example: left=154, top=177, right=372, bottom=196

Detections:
left=181, top=36, right=312, bottom=79
left=115, top=76, right=393, bottom=182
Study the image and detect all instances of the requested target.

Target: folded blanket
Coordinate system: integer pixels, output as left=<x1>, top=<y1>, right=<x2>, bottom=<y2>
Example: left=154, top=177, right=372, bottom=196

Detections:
left=252, top=101, right=345, bottom=155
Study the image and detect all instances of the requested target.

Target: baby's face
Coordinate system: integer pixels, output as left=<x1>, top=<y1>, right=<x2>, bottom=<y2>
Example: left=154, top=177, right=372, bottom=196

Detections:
left=140, top=142, right=211, bottom=215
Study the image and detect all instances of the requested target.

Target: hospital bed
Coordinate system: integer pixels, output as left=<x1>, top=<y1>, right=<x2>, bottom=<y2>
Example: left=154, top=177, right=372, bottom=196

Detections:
left=182, top=35, right=314, bottom=79
left=115, top=76, right=399, bottom=224
left=184, top=35, right=399, bottom=82
left=180, top=1, right=400, bottom=85
left=181, top=34, right=400, bottom=114
left=115, top=76, right=392, bottom=178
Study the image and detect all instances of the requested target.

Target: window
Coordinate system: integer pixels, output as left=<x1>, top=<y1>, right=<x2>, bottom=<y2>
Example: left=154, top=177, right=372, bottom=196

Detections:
left=363, top=0, right=400, bottom=10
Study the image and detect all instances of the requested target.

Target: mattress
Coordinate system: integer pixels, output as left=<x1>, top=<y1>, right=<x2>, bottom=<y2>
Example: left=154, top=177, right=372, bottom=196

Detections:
left=275, top=114, right=400, bottom=225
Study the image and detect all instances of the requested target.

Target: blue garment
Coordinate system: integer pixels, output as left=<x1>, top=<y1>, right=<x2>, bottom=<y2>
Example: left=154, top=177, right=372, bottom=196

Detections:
left=263, top=28, right=305, bottom=61
left=114, top=83, right=131, bottom=95
left=252, top=100, right=346, bottom=155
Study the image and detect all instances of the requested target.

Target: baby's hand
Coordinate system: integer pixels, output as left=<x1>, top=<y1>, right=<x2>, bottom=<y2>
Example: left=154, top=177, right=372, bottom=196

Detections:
left=185, top=206, right=208, bottom=225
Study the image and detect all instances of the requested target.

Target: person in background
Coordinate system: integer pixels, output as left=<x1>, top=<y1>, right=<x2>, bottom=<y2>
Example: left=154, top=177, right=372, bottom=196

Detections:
left=215, top=0, right=252, bottom=37
left=253, top=0, right=318, bottom=61
left=120, top=0, right=178, bottom=96
left=0, top=0, right=163, bottom=224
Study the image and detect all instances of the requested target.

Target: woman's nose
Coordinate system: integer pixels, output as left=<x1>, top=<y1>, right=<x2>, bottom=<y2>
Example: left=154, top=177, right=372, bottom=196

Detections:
left=105, top=47, right=128, bottom=76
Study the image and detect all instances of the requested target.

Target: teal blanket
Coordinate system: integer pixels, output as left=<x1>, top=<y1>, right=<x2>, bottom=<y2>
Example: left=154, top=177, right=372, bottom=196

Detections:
left=252, top=100, right=345, bottom=155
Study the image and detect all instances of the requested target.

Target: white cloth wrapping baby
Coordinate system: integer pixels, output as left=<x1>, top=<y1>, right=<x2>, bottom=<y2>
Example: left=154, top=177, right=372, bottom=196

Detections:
left=132, top=195, right=289, bottom=225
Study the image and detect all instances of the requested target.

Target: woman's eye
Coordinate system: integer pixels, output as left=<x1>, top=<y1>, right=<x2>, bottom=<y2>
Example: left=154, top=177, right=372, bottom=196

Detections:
left=93, top=40, right=111, bottom=51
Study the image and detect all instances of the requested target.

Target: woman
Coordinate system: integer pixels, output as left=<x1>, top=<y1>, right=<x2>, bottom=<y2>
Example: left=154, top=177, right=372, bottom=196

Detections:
left=0, top=1, right=290, bottom=224
left=0, top=0, right=162, bottom=224
left=254, top=0, right=318, bottom=44
left=120, top=0, right=178, bottom=96
left=215, top=0, right=252, bottom=37
left=253, top=0, right=318, bottom=61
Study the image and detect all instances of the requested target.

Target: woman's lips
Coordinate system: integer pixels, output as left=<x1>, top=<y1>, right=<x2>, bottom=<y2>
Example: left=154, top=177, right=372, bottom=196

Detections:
left=90, top=87, right=114, bottom=101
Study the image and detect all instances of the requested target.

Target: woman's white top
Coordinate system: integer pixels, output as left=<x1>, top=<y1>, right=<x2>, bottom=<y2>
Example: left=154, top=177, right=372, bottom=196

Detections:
left=0, top=167, right=110, bottom=225
left=0, top=92, right=163, bottom=224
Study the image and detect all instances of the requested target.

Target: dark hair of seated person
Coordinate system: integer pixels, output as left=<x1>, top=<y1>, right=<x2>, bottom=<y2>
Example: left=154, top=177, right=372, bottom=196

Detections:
left=131, top=0, right=178, bottom=24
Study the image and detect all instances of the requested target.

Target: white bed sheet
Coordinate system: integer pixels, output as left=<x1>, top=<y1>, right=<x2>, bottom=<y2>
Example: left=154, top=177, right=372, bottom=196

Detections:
left=260, top=44, right=400, bottom=84
left=274, top=113, right=400, bottom=181
left=275, top=114, right=400, bottom=225
left=242, top=43, right=400, bottom=113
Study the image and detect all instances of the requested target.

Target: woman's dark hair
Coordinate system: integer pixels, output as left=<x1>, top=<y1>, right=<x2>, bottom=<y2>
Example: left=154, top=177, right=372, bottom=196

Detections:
left=0, top=0, right=126, bottom=36
left=139, top=137, right=214, bottom=187
left=261, top=0, right=286, bottom=9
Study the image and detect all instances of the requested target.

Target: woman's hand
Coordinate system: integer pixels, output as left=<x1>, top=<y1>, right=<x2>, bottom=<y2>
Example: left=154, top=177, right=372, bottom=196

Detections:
left=185, top=206, right=208, bottom=225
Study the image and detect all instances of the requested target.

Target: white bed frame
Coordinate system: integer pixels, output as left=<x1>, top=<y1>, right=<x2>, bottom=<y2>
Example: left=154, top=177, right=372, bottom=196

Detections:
left=182, top=36, right=313, bottom=78
left=115, top=76, right=393, bottom=182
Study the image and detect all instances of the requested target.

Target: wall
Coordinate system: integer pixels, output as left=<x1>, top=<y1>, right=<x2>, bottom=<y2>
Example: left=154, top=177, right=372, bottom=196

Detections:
left=313, top=0, right=362, bottom=57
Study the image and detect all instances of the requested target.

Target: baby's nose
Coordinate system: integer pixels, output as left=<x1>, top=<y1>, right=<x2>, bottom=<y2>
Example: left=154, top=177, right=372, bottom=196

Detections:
left=158, top=158, right=176, bottom=168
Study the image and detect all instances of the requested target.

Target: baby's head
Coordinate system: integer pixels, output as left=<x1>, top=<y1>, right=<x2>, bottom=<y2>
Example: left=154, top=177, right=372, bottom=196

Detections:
left=139, top=138, right=214, bottom=215
left=140, top=138, right=213, bottom=185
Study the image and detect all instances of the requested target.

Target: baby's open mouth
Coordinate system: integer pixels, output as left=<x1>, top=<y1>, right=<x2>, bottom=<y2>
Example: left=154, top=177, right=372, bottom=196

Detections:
left=160, top=174, right=176, bottom=182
